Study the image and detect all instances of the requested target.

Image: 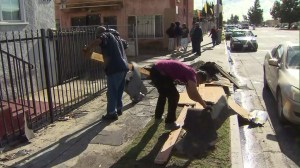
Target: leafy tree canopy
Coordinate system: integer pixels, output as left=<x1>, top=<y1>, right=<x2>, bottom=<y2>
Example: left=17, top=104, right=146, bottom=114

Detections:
left=270, top=0, right=300, bottom=28
left=247, top=0, right=263, bottom=25
left=227, top=14, right=239, bottom=24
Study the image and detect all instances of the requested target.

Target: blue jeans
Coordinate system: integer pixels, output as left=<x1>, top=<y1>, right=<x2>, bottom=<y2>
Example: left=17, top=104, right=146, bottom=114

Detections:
left=106, top=71, right=127, bottom=114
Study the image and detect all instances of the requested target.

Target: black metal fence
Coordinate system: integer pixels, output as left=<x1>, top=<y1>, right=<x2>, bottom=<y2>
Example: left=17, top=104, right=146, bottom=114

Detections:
left=0, top=27, right=107, bottom=145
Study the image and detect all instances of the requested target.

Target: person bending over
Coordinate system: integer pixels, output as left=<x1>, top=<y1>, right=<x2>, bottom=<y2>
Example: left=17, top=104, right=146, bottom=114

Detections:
left=150, top=59, right=210, bottom=129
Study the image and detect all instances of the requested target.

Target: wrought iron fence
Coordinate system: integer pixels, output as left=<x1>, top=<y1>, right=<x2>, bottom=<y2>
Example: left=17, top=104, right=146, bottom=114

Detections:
left=0, top=27, right=108, bottom=145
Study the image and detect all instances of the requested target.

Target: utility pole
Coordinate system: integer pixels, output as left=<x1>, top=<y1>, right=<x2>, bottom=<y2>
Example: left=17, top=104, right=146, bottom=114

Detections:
left=216, top=0, right=220, bottom=28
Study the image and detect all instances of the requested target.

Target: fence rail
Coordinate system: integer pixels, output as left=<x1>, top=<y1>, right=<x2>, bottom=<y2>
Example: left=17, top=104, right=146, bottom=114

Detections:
left=0, top=28, right=107, bottom=145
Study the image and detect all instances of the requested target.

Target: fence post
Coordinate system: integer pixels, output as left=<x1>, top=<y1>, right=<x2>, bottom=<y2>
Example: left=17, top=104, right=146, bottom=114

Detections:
left=134, top=24, right=139, bottom=59
left=41, top=29, right=54, bottom=123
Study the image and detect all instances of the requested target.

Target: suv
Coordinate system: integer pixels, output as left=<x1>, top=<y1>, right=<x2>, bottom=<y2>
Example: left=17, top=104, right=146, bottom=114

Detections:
left=241, top=23, right=249, bottom=29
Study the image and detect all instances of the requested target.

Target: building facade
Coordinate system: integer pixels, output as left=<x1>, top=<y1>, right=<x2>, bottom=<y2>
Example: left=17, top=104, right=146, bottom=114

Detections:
left=55, top=0, right=194, bottom=51
left=0, top=0, right=55, bottom=32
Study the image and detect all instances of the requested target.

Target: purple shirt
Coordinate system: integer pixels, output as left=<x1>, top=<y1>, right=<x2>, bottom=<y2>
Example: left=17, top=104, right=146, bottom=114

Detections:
left=155, top=60, right=197, bottom=84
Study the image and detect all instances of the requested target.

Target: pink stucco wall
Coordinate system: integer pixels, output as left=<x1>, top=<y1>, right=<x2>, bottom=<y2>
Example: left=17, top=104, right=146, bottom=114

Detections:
left=56, top=0, right=193, bottom=28
left=55, top=0, right=194, bottom=49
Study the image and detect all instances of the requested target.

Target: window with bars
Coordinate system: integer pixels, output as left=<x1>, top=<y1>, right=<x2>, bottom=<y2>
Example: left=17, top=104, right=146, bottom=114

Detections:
left=103, top=16, right=117, bottom=30
left=71, top=15, right=101, bottom=27
left=128, top=15, right=163, bottom=38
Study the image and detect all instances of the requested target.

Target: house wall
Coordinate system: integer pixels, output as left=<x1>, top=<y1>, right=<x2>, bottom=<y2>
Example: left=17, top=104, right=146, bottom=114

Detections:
left=0, top=0, right=55, bottom=32
left=0, top=0, right=56, bottom=99
left=55, top=0, right=194, bottom=51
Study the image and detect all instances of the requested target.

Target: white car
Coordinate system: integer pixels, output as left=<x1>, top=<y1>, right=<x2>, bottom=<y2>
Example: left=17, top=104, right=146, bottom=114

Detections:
left=230, top=30, right=258, bottom=52
left=263, top=42, right=300, bottom=124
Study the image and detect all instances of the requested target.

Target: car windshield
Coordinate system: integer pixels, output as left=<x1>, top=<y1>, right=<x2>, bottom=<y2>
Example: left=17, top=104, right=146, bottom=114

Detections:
left=225, top=26, right=236, bottom=31
left=232, top=31, right=253, bottom=37
left=286, top=46, right=300, bottom=69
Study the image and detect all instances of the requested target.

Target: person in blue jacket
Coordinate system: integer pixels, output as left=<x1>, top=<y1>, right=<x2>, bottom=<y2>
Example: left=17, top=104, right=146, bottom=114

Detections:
left=83, top=26, right=129, bottom=121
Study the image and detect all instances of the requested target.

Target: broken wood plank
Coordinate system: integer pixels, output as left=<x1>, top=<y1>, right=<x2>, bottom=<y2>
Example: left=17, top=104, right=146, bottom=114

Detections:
left=201, top=86, right=226, bottom=102
left=91, top=52, right=104, bottom=62
left=91, top=52, right=150, bottom=76
left=214, top=63, right=240, bottom=88
left=227, top=97, right=250, bottom=120
left=178, top=91, right=196, bottom=106
left=205, top=82, right=231, bottom=88
left=154, top=106, right=188, bottom=165
left=178, top=85, right=226, bottom=109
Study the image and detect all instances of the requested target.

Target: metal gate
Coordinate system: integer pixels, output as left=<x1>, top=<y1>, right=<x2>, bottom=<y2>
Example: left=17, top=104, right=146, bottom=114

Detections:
left=0, top=27, right=108, bottom=145
left=0, top=23, right=154, bottom=146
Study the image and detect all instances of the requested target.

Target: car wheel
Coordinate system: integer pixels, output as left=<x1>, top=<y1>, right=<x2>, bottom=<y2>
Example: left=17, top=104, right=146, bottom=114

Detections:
left=263, top=67, right=269, bottom=90
left=277, top=89, right=288, bottom=124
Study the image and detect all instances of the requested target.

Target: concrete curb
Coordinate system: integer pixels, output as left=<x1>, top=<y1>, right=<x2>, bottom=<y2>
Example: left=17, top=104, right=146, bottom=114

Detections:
left=223, top=39, right=244, bottom=168
left=230, top=115, right=244, bottom=168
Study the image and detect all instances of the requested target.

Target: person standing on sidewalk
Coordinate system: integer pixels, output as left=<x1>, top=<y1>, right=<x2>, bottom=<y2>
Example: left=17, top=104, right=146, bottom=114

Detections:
left=174, top=21, right=183, bottom=52
left=166, top=23, right=176, bottom=52
left=83, top=26, right=129, bottom=121
left=191, top=22, right=203, bottom=56
left=209, top=26, right=218, bottom=47
left=190, top=22, right=196, bottom=53
left=149, top=59, right=211, bottom=130
left=180, top=23, right=189, bottom=52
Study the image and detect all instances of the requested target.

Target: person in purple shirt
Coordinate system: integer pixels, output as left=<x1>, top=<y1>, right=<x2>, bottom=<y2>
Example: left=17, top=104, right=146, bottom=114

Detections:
left=149, top=59, right=210, bottom=130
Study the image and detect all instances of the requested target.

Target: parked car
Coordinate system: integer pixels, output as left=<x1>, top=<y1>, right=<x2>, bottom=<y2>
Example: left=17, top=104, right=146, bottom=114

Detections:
left=291, top=24, right=299, bottom=30
left=263, top=42, right=300, bottom=124
left=224, top=25, right=238, bottom=40
left=241, top=23, right=249, bottom=29
left=230, top=30, right=258, bottom=51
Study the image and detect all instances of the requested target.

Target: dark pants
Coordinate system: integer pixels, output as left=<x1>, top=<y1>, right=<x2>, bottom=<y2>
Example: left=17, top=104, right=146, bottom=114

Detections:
left=212, top=37, right=217, bottom=46
left=150, top=66, right=179, bottom=123
left=192, top=40, right=201, bottom=55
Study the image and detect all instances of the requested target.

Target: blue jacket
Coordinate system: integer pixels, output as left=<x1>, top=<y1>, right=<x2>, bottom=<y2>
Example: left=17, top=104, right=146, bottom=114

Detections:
left=99, top=32, right=129, bottom=75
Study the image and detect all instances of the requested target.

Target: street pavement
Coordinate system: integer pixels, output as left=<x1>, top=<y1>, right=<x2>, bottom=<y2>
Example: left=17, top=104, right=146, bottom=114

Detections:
left=1, top=34, right=242, bottom=168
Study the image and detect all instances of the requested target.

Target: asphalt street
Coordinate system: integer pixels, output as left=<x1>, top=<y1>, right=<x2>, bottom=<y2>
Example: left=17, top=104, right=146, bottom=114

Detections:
left=228, top=27, right=299, bottom=168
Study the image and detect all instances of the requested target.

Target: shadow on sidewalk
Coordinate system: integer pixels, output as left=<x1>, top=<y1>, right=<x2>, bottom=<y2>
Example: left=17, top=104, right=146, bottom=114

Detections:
left=12, top=120, right=112, bottom=168
left=110, top=121, right=168, bottom=168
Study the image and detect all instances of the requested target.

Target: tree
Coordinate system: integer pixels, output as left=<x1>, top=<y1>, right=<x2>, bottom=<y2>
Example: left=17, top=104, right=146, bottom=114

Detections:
left=201, top=1, right=214, bottom=20
left=270, top=0, right=300, bottom=29
left=247, top=0, right=263, bottom=25
left=218, top=0, right=223, bottom=28
left=226, top=14, right=234, bottom=24
left=233, top=15, right=239, bottom=24
left=227, top=14, right=239, bottom=24
left=243, top=15, right=248, bottom=21
left=193, top=10, right=200, bottom=23
left=270, top=1, right=281, bottom=20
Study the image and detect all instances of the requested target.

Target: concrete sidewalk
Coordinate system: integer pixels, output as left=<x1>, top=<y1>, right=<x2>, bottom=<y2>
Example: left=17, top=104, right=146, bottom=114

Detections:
left=0, top=34, right=242, bottom=168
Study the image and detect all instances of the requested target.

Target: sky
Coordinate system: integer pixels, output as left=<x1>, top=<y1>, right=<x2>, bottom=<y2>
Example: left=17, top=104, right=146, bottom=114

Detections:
left=194, top=0, right=276, bottom=21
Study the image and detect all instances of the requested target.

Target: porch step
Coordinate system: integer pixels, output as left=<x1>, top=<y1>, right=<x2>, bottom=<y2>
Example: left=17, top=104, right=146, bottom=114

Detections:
left=0, top=103, right=28, bottom=140
left=0, top=100, right=58, bottom=140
